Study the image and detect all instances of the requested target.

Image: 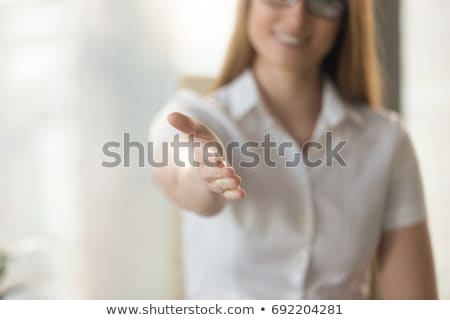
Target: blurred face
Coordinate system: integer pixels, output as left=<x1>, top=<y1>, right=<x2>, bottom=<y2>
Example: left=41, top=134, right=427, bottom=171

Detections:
left=247, top=0, right=344, bottom=71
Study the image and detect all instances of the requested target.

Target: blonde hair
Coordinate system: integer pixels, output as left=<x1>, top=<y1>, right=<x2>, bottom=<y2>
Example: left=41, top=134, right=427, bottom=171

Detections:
left=213, top=0, right=383, bottom=109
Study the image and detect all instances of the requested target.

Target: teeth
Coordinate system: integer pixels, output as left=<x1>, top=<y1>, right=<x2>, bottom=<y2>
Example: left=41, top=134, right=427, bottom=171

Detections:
left=274, top=31, right=309, bottom=47
left=277, top=32, right=300, bottom=45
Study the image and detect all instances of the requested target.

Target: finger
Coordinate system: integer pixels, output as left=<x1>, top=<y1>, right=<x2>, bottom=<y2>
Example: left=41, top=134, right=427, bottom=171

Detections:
left=199, top=165, right=238, bottom=183
left=199, top=165, right=225, bottom=182
left=208, top=177, right=241, bottom=194
left=223, top=188, right=246, bottom=200
left=203, top=155, right=226, bottom=168
left=222, top=167, right=238, bottom=179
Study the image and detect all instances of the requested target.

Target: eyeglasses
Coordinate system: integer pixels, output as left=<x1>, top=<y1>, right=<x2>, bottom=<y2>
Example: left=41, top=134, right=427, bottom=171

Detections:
left=261, top=0, right=347, bottom=20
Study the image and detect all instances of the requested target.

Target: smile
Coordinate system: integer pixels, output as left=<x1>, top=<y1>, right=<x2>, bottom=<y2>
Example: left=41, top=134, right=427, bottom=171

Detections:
left=273, top=30, right=311, bottom=48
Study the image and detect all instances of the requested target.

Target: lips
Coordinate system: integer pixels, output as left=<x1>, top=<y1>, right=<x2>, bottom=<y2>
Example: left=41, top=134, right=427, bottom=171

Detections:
left=273, top=30, right=311, bottom=48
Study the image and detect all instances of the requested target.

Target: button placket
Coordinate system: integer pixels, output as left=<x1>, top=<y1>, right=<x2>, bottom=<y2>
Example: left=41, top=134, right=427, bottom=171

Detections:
left=254, top=95, right=320, bottom=299
left=272, top=123, right=317, bottom=299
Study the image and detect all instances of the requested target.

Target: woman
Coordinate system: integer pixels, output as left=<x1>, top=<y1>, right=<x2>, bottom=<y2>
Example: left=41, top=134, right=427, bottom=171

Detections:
left=149, top=0, right=437, bottom=299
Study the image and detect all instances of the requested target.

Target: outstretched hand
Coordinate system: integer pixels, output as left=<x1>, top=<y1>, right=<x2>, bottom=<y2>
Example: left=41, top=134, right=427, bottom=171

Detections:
left=167, top=112, right=245, bottom=200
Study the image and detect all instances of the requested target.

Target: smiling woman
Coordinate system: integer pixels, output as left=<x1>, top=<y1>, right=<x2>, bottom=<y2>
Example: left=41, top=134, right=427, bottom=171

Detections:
left=150, top=0, right=437, bottom=299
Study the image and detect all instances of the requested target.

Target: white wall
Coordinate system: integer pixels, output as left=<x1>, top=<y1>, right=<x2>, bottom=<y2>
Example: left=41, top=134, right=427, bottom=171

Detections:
left=163, top=0, right=238, bottom=77
left=0, top=0, right=237, bottom=299
left=402, top=0, right=450, bottom=299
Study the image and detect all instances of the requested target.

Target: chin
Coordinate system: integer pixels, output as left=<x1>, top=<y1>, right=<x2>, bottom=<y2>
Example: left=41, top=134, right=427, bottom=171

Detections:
left=265, top=44, right=317, bottom=69
left=267, top=54, right=313, bottom=71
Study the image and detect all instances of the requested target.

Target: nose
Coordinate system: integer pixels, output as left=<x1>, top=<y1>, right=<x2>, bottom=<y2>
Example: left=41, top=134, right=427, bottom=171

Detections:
left=285, top=0, right=309, bottom=30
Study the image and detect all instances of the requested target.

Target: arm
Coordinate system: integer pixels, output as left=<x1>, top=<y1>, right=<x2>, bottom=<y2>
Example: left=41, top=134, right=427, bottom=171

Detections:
left=377, top=222, right=438, bottom=299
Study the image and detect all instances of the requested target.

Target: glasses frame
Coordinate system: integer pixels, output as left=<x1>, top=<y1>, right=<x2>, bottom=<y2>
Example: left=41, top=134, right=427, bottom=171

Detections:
left=262, top=0, right=348, bottom=20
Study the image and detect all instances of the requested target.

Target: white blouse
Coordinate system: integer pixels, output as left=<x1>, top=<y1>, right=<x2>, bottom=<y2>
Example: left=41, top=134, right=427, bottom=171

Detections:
left=149, top=69, right=427, bottom=299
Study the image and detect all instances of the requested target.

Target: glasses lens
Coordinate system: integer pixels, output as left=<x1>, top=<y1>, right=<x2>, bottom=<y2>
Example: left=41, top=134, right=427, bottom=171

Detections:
left=261, top=0, right=346, bottom=19
left=306, top=0, right=346, bottom=19
left=262, top=0, right=292, bottom=7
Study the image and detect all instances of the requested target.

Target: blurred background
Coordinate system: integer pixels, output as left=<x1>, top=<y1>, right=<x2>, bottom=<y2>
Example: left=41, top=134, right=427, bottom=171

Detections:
left=0, top=0, right=449, bottom=299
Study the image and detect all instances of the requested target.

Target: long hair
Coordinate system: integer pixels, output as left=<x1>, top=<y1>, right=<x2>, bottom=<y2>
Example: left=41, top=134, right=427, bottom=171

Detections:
left=212, top=0, right=383, bottom=109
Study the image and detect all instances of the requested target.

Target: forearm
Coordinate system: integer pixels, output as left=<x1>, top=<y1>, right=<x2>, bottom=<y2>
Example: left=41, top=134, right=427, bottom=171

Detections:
left=377, top=223, right=438, bottom=299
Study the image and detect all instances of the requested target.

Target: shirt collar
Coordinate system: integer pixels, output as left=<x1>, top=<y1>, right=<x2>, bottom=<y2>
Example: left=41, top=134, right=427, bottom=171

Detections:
left=319, top=75, right=365, bottom=131
left=226, top=68, right=365, bottom=131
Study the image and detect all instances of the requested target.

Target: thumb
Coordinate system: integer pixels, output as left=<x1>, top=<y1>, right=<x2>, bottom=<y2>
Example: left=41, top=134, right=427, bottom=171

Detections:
left=167, top=112, right=220, bottom=142
left=167, top=112, right=228, bottom=164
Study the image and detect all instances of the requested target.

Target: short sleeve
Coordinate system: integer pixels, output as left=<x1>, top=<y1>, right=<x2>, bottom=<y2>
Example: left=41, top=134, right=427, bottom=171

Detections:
left=382, top=121, right=427, bottom=231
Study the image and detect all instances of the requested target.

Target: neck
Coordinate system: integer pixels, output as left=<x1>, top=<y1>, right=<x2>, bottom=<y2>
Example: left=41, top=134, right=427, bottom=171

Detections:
left=252, top=58, right=323, bottom=120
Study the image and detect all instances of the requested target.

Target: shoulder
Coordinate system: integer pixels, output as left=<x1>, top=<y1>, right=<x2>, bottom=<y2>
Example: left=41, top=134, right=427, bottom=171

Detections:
left=164, top=88, right=227, bottom=114
left=165, top=73, right=253, bottom=123
left=152, top=86, right=241, bottom=144
left=349, top=105, right=420, bottom=170
left=356, top=105, right=411, bottom=145
left=155, top=87, right=231, bottom=126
